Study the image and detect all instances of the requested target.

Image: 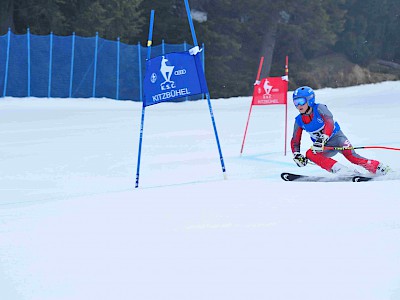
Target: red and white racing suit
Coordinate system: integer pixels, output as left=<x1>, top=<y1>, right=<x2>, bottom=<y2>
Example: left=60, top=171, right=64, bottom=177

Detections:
left=291, top=103, right=380, bottom=173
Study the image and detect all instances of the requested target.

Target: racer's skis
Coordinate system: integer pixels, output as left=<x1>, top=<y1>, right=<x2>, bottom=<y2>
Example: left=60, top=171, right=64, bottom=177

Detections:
left=352, top=175, right=374, bottom=182
left=281, top=172, right=373, bottom=182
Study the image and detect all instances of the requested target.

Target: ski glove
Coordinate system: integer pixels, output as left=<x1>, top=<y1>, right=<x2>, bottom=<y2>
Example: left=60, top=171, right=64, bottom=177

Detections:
left=312, top=134, right=329, bottom=153
left=293, top=152, right=308, bottom=167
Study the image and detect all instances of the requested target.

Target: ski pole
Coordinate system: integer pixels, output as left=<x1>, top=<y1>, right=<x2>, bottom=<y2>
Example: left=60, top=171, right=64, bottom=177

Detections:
left=324, top=145, right=400, bottom=151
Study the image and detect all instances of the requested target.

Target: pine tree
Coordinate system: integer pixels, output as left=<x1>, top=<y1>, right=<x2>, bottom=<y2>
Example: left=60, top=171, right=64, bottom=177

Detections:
left=336, top=0, right=400, bottom=65
left=0, top=0, right=15, bottom=34
left=70, top=0, right=144, bottom=42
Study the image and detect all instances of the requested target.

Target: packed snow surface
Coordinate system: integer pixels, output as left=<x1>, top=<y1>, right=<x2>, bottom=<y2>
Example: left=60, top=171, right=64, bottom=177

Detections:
left=1, top=81, right=400, bottom=300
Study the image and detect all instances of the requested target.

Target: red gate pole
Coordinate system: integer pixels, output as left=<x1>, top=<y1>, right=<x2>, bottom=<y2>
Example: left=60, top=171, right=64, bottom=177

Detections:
left=284, top=56, right=289, bottom=156
left=240, top=56, right=264, bottom=155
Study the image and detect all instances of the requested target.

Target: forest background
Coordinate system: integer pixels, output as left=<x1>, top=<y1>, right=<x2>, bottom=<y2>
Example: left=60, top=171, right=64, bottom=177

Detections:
left=1, top=0, right=399, bottom=98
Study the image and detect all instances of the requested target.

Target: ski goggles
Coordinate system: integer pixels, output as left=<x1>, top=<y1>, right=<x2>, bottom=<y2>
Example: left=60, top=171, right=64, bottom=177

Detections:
left=293, top=97, right=307, bottom=107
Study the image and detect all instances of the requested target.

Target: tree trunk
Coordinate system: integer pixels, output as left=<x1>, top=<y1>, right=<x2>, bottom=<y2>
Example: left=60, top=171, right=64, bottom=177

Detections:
left=0, top=0, right=15, bottom=34
left=259, top=21, right=278, bottom=79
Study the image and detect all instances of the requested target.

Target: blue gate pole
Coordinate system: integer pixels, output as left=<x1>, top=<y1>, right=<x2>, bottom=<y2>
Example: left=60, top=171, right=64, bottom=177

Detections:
left=202, top=42, right=205, bottom=100
left=183, top=41, right=188, bottom=100
left=27, top=28, right=31, bottom=97
left=116, top=37, right=120, bottom=100
left=3, top=28, right=11, bottom=97
left=183, top=0, right=227, bottom=179
left=48, top=32, right=53, bottom=98
left=135, top=9, right=154, bottom=189
left=138, top=42, right=143, bottom=102
left=162, top=39, right=165, bottom=54
left=92, top=32, right=99, bottom=98
left=69, top=32, right=76, bottom=98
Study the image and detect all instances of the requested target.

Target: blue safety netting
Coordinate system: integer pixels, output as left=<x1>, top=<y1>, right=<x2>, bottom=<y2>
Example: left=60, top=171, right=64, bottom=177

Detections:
left=0, top=30, right=205, bottom=101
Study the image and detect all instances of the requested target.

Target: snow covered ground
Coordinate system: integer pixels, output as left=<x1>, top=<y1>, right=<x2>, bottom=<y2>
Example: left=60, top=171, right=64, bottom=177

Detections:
left=1, top=81, right=400, bottom=300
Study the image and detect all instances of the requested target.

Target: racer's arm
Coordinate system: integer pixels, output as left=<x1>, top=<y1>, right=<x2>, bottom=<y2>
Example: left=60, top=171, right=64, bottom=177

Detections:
left=291, top=121, right=303, bottom=153
left=317, top=104, right=335, bottom=137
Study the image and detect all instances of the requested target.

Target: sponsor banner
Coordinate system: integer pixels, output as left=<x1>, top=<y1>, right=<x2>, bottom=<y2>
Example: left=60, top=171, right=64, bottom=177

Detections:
left=143, top=51, right=208, bottom=107
left=252, top=76, right=288, bottom=105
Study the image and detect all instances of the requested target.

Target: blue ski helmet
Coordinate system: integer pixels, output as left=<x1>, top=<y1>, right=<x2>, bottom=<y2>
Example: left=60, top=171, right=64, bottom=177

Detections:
left=292, top=86, right=315, bottom=107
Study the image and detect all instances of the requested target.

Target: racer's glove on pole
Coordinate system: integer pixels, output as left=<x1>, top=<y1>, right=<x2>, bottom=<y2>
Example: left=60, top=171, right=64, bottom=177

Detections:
left=312, top=134, right=329, bottom=153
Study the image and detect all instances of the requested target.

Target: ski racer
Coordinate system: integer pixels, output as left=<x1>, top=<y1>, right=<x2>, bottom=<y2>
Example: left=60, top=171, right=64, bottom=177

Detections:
left=290, top=86, right=390, bottom=176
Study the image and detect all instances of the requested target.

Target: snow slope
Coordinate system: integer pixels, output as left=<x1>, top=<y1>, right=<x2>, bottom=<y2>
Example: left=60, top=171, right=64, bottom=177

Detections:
left=1, top=81, right=400, bottom=300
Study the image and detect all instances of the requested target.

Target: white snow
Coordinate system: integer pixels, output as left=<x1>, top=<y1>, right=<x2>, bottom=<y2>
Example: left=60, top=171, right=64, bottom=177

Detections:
left=1, top=81, right=400, bottom=300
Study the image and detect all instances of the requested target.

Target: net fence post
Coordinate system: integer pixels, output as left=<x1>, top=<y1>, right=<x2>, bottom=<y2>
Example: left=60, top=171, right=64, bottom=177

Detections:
left=27, top=28, right=31, bottom=97
left=48, top=32, right=53, bottom=98
left=3, top=28, right=11, bottom=97
left=92, top=32, right=99, bottom=98
left=116, top=37, right=120, bottom=100
left=69, top=32, right=76, bottom=98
